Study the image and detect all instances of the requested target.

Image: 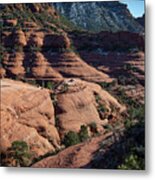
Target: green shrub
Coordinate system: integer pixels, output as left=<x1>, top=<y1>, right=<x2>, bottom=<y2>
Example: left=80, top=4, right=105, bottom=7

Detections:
left=117, top=75, right=127, bottom=85
left=79, top=125, right=89, bottom=142
left=98, top=81, right=117, bottom=90
left=27, top=79, right=37, bottom=86
left=46, top=81, right=54, bottom=90
left=95, top=94, right=101, bottom=104
left=11, top=141, right=32, bottom=166
left=29, top=45, right=41, bottom=52
left=63, top=131, right=80, bottom=147
left=55, top=115, right=60, bottom=129
left=89, top=122, right=98, bottom=134
left=118, top=153, right=144, bottom=170
left=128, top=105, right=145, bottom=122
left=3, top=141, right=33, bottom=167
left=103, top=124, right=113, bottom=132
left=98, top=104, right=105, bottom=113
left=124, top=118, right=133, bottom=129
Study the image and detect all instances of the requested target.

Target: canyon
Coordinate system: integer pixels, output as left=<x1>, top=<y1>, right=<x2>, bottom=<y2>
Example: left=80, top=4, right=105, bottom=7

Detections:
left=0, top=2, right=145, bottom=169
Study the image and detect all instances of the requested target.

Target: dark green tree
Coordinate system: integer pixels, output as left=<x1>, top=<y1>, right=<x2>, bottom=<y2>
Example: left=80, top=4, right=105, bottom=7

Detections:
left=79, top=125, right=89, bottom=142
left=63, top=131, right=80, bottom=147
left=6, top=141, right=33, bottom=167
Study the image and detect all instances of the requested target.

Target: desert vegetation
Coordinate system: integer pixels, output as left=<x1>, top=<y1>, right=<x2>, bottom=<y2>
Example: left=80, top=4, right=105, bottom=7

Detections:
left=1, top=141, right=33, bottom=167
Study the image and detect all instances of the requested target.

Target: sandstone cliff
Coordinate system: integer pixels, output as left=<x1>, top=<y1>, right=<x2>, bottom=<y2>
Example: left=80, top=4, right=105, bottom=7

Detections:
left=1, top=79, right=60, bottom=157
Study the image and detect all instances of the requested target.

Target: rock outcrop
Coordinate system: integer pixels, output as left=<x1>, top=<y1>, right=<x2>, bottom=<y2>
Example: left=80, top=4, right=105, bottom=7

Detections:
left=54, top=78, right=125, bottom=137
left=0, top=2, right=145, bottom=168
left=0, top=79, right=61, bottom=157
left=1, top=3, right=144, bottom=85
left=53, top=1, right=144, bottom=33
left=30, top=52, right=63, bottom=80
left=45, top=52, right=111, bottom=83
left=1, top=4, right=112, bottom=83
left=2, top=52, right=25, bottom=78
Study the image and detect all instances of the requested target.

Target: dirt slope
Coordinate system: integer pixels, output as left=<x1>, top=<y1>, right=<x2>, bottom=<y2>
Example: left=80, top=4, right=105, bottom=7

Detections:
left=32, top=132, right=112, bottom=168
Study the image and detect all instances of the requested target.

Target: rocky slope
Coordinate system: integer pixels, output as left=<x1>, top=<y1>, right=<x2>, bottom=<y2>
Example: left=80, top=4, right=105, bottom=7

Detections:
left=53, top=1, right=144, bottom=33
left=1, top=79, right=60, bottom=157
left=0, top=3, right=111, bottom=83
left=32, top=132, right=113, bottom=168
left=0, top=78, right=125, bottom=160
left=0, top=3, right=145, bottom=168
left=53, top=78, right=125, bottom=138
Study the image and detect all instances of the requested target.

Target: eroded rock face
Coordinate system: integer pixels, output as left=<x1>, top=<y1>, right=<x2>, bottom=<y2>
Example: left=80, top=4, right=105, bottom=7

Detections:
left=47, top=52, right=112, bottom=83
left=30, top=52, right=63, bottom=80
left=54, top=78, right=125, bottom=137
left=53, top=1, right=144, bottom=33
left=0, top=79, right=61, bottom=157
left=3, top=52, right=25, bottom=78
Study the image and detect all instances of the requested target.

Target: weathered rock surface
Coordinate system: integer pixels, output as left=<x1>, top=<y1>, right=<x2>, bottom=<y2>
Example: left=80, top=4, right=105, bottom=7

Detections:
left=54, top=78, right=125, bottom=137
left=46, top=52, right=111, bottom=83
left=53, top=1, right=144, bottom=33
left=0, top=79, right=61, bottom=157
left=3, top=52, right=25, bottom=77
left=1, top=3, right=144, bottom=85
left=30, top=52, right=63, bottom=80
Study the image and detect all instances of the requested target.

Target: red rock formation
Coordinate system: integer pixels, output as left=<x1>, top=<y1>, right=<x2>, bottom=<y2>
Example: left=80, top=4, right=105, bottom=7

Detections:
left=54, top=78, right=125, bottom=137
left=3, top=52, right=25, bottom=77
left=31, top=52, right=63, bottom=80
left=46, top=52, right=112, bottom=82
left=13, top=30, right=27, bottom=46
left=32, top=132, right=112, bottom=168
left=0, top=79, right=61, bottom=157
